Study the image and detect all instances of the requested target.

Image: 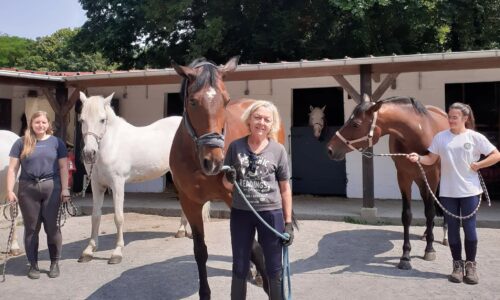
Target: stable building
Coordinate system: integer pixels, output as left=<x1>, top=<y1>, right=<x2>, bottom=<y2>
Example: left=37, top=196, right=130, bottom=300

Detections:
left=1, top=50, right=500, bottom=215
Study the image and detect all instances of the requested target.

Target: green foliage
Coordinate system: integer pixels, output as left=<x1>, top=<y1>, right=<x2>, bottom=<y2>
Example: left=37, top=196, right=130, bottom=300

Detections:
left=1, top=29, right=116, bottom=71
left=69, top=0, right=500, bottom=68
left=0, top=35, right=34, bottom=67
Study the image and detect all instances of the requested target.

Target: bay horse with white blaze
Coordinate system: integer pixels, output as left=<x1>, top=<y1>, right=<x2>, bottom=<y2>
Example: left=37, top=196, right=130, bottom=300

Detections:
left=170, top=57, right=286, bottom=299
left=327, top=95, right=448, bottom=270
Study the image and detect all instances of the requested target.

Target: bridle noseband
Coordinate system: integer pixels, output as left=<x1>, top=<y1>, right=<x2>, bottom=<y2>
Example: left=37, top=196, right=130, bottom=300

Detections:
left=335, top=111, right=378, bottom=152
left=182, top=61, right=226, bottom=150
left=82, top=117, right=108, bottom=164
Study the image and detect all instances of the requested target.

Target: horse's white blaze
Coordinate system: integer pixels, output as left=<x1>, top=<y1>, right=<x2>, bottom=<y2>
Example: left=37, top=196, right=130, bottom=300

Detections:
left=206, top=87, right=216, bottom=101
left=78, top=93, right=183, bottom=262
left=0, top=130, right=21, bottom=253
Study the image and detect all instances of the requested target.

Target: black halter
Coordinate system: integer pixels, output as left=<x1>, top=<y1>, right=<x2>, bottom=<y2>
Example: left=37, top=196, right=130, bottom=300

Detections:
left=182, top=61, right=226, bottom=149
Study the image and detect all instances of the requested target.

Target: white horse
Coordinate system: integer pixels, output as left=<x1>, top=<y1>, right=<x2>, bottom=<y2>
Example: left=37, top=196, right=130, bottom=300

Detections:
left=0, top=130, right=22, bottom=256
left=308, top=105, right=326, bottom=139
left=78, top=92, right=194, bottom=264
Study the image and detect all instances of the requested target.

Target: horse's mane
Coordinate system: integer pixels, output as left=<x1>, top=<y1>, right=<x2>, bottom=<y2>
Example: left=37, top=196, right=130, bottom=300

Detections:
left=179, top=57, right=219, bottom=103
left=379, top=96, right=428, bottom=115
left=354, top=96, right=428, bottom=116
left=82, top=96, right=118, bottom=120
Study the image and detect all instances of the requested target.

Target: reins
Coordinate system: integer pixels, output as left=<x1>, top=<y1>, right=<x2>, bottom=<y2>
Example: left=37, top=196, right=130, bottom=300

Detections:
left=361, top=151, right=491, bottom=220
left=222, top=166, right=292, bottom=300
left=0, top=201, right=18, bottom=282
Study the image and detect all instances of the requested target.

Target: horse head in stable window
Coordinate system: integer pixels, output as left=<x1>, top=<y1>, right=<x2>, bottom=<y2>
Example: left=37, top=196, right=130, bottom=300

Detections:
left=172, top=57, right=238, bottom=175
left=308, top=105, right=326, bottom=139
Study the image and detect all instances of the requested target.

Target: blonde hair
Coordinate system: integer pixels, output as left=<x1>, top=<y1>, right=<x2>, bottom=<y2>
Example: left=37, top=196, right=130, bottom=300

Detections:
left=241, top=100, right=281, bottom=140
left=21, top=111, right=53, bottom=159
left=449, top=102, right=476, bottom=130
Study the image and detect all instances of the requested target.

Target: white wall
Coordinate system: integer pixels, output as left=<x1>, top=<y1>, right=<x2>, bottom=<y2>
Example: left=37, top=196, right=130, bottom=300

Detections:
left=57, top=68, right=500, bottom=195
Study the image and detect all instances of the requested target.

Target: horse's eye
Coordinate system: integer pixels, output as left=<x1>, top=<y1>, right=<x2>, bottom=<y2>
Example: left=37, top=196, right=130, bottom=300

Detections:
left=189, top=99, right=196, bottom=107
left=100, top=119, right=106, bottom=124
left=352, top=121, right=361, bottom=128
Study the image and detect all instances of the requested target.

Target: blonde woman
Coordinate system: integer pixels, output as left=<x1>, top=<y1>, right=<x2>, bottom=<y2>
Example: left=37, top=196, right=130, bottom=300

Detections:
left=223, top=100, right=293, bottom=300
left=6, top=111, right=69, bottom=279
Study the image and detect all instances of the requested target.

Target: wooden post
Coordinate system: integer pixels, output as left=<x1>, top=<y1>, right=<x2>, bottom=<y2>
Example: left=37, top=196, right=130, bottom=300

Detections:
left=360, top=65, right=376, bottom=216
left=55, top=84, right=68, bottom=141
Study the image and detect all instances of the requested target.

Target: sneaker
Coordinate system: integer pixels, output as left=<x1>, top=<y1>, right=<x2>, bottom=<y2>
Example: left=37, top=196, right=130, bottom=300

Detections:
left=48, top=261, right=60, bottom=278
left=27, top=264, right=40, bottom=280
left=464, top=261, right=478, bottom=285
left=448, top=260, right=464, bottom=283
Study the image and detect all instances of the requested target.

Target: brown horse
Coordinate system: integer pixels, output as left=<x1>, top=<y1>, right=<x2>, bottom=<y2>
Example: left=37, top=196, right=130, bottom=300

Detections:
left=326, top=95, right=449, bottom=270
left=170, top=57, right=285, bottom=299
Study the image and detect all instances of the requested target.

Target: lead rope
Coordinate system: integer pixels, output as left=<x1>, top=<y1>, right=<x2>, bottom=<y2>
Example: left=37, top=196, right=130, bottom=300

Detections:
left=361, top=151, right=490, bottom=220
left=1, top=201, right=18, bottom=282
left=57, top=196, right=79, bottom=229
left=222, top=166, right=292, bottom=300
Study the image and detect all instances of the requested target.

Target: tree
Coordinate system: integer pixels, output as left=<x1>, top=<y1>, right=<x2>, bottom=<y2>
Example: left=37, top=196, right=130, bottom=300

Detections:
left=0, top=35, right=35, bottom=67
left=17, top=28, right=116, bottom=72
left=75, top=0, right=500, bottom=68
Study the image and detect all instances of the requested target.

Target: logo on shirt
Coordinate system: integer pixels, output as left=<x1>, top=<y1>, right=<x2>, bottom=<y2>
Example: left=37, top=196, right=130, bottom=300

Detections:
left=464, top=142, right=472, bottom=150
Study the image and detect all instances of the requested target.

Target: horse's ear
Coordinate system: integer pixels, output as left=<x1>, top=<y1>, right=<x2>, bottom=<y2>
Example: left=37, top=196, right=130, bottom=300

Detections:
left=367, top=101, right=383, bottom=114
left=103, top=92, right=114, bottom=106
left=309, top=105, right=314, bottom=112
left=220, top=56, right=239, bottom=76
left=80, top=91, right=87, bottom=104
left=321, top=105, right=326, bottom=112
left=171, top=60, right=196, bottom=81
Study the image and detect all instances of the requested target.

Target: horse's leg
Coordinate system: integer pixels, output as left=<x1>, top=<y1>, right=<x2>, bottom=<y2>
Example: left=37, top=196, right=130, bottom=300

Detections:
left=175, top=209, right=191, bottom=238
left=181, top=197, right=211, bottom=300
left=250, top=240, right=269, bottom=293
left=442, top=218, right=449, bottom=246
left=78, top=180, right=106, bottom=263
left=109, top=179, right=126, bottom=264
left=416, top=178, right=437, bottom=261
left=397, top=172, right=413, bottom=270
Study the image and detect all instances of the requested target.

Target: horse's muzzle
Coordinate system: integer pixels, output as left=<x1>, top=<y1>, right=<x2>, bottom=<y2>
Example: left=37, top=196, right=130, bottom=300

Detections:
left=327, top=145, right=346, bottom=161
left=82, top=149, right=97, bottom=164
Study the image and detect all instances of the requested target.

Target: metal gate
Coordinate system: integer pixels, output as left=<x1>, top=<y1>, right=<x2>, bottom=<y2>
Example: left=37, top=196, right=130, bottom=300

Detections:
left=291, top=126, right=346, bottom=195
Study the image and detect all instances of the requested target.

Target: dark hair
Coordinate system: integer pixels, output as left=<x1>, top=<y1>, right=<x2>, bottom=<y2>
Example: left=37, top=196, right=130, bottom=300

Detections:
left=449, top=102, right=475, bottom=129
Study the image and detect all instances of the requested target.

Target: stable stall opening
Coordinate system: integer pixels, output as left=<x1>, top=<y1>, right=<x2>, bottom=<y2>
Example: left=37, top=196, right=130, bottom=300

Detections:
left=291, top=87, right=346, bottom=196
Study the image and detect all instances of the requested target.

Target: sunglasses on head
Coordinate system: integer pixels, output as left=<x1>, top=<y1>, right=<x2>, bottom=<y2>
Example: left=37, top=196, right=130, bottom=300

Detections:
left=248, top=152, right=258, bottom=173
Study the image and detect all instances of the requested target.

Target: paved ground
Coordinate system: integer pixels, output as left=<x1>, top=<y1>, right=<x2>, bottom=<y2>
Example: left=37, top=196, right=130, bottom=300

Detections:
left=1, top=203, right=500, bottom=299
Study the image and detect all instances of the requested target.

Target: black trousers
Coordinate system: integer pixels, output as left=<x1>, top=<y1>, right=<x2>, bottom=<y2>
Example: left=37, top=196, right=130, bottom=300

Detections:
left=18, top=179, right=62, bottom=264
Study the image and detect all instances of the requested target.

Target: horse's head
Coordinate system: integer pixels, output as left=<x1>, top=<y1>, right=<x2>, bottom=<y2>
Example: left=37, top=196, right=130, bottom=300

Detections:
left=309, top=105, right=325, bottom=139
left=172, top=56, right=239, bottom=175
left=79, top=91, right=115, bottom=164
left=327, top=94, right=383, bottom=160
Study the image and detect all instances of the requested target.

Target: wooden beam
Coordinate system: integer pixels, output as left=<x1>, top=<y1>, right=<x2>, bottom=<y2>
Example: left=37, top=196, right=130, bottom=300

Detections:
left=372, top=73, right=400, bottom=102
left=42, top=88, right=61, bottom=113
left=372, top=57, right=500, bottom=74
left=360, top=65, right=374, bottom=209
left=0, top=76, right=60, bottom=88
left=62, top=88, right=81, bottom=116
left=332, top=75, right=361, bottom=103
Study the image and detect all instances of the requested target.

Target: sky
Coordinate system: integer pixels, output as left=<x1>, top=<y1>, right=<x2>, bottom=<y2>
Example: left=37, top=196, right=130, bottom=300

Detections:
left=0, top=0, right=87, bottom=40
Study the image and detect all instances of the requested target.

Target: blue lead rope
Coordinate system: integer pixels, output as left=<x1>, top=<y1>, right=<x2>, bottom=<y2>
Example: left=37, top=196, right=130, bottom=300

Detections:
left=223, top=166, right=292, bottom=300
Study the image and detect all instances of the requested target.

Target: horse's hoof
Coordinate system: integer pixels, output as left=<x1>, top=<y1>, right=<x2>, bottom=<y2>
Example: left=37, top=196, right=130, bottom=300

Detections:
left=9, top=249, right=22, bottom=256
left=78, top=255, right=93, bottom=263
left=175, top=231, right=186, bottom=238
left=397, top=260, right=412, bottom=270
left=423, top=251, right=436, bottom=261
left=108, top=255, right=122, bottom=264
left=443, top=239, right=449, bottom=247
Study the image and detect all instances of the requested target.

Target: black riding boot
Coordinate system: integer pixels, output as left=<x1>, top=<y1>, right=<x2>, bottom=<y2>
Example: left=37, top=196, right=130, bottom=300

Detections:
left=231, top=276, right=247, bottom=300
left=268, top=273, right=283, bottom=300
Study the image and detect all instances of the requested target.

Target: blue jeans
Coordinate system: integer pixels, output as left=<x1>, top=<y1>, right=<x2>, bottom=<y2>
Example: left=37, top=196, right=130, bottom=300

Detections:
left=441, top=195, right=479, bottom=261
left=230, top=208, right=285, bottom=279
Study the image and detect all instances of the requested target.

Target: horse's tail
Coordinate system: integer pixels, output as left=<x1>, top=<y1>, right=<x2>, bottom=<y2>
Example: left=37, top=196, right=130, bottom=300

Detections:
left=202, top=201, right=211, bottom=222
